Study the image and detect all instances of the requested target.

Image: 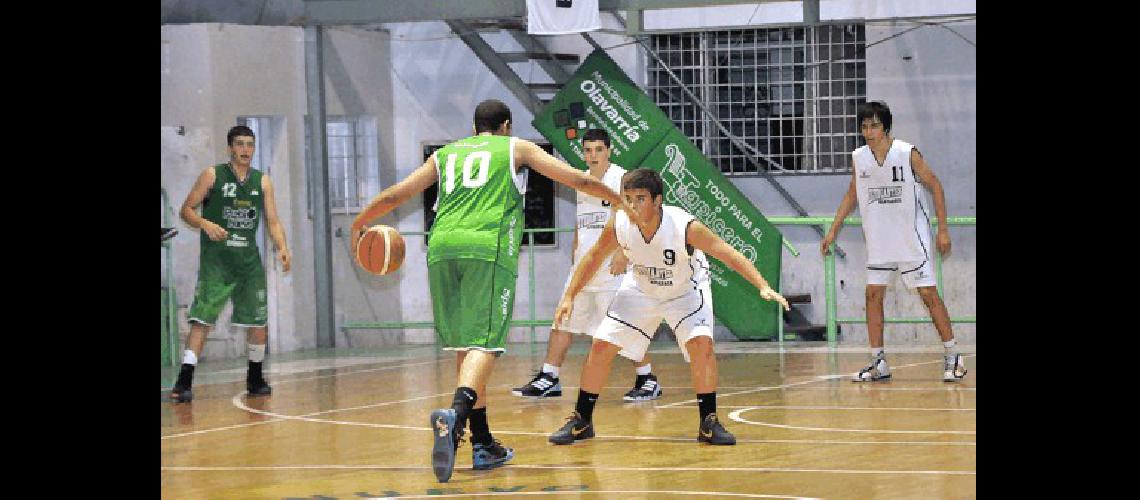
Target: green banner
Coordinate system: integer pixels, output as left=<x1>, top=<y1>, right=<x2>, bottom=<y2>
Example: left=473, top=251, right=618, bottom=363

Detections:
left=533, top=49, right=783, bottom=339
left=531, top=50, right=672, bottom=171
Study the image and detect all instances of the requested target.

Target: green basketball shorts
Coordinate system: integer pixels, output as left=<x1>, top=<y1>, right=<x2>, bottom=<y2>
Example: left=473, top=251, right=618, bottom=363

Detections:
left=428, top=259, right=518, bottom=352
left=187, top=249, right=268, bottom=327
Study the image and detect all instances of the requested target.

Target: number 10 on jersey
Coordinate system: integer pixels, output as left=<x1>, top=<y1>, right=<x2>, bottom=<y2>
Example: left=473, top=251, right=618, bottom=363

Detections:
left=442, top=151, right=491, bottom=194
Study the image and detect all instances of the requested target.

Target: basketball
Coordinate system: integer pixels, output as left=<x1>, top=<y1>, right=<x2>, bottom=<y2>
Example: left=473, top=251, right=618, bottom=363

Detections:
left=355, top=225, right=406, bottom=275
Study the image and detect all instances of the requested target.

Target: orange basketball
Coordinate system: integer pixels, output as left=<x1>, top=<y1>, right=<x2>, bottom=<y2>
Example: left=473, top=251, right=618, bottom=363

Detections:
left=355, top=225, right=406, bottom=275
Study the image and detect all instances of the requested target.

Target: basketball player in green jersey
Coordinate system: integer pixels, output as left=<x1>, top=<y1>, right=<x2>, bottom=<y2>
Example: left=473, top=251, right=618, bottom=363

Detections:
left=351, top=100, right=634, bottom=483
left=170, top=125, right=292, bottom=403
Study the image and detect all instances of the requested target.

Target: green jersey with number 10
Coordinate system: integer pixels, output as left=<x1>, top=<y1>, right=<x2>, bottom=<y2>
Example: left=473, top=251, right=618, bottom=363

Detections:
left=428, top=135, right=527, bottom=273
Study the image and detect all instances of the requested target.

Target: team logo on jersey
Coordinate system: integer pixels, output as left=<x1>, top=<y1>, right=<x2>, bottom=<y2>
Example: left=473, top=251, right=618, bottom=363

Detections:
left=578, top=212, right=608, bottom=229
left=632, top=264, right=674, bottom=287
left=859, top=169, right=871, bottom=178
left=868, top=186, right=903, bottom=205
left=601, top=199, right=610, bottom=207
left=224, top=206, right=259, bottom=229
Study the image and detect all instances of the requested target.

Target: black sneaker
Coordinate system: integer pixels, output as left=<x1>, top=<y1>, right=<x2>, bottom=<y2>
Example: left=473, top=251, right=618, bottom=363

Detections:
left=247, top=364, right=272, bottom=396
left=161, top=227, right=178, bottom=242
left=623, top=374, right=662, bottom=401
left=170, top=364, right=195, bottom=403
left=430, top=408, right=466, bottom=482
left=511, top=371, right=562, bottom=398
left=472, top=438, right=515, bottom=470
left=549, top=411, right=594, bottom=445
left=170, top=386, right=193, bottom=403
left=247, top=377, right=272, bottom=396
left=698, top=413, right=736, bottom=445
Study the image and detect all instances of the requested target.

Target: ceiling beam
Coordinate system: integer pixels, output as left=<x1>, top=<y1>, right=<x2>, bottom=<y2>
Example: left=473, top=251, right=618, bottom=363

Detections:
left=301, top=0, right=793, bottom=26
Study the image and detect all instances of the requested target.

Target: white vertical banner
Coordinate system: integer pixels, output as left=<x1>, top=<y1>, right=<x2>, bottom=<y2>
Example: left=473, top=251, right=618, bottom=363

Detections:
left=527, top=0, right=601, bottom=35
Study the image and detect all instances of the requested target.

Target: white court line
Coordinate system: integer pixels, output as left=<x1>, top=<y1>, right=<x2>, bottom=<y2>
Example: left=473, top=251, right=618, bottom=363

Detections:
left=701, top=405, right=976, bottom=412
left=161, top=391, right=453, bottom=440
left=160, top=464, right=973, bottom=476
left=775, top=386, right=976, bottom=391
left=160, top=357, right=448, bottom=392
left=226, top=394, right=973, bottom=446
left=658, top=354, right=976, bottom=409
left=727, top=407, right=976, bottom=435
left=496, top=385, right=976, bottom=392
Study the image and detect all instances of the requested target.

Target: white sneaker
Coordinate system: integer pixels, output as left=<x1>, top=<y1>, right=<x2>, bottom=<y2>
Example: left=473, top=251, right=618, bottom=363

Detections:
left=943, top=353, right=967, bottom=382
left=852, top=357, right=891, bottom=382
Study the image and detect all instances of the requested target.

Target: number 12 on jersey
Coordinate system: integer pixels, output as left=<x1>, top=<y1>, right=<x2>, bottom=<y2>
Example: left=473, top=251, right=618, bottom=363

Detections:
left=442, top=151, right=491, bottom=194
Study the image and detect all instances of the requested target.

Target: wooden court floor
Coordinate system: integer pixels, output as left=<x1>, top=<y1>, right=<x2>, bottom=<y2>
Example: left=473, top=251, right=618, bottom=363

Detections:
left=160, top=343, right=976, bottom=499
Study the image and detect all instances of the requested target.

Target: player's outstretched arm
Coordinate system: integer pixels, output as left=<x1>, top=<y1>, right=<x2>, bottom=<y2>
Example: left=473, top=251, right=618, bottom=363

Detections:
left=350, top=157, right=439, bottom=244
left=555, top=218, right=619, bottom=328
left=516, top=139, right=632, bottom=217
left=686, top=220, right=790, bottom=311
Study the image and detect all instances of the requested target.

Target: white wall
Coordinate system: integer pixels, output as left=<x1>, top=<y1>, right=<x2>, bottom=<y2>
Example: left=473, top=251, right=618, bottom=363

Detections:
left=161, top=4, right=975, bottom=358
left=161, top=23, right=395, bottom=358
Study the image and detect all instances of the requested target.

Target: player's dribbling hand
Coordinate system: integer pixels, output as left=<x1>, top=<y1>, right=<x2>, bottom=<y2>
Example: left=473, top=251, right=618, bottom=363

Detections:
left=204, top=221, right=229, bottom=241
left=760, top=286, right=791, bottom=311
left=936, top=230, right=951, bottom=256
left=554, top=297, right=574, bottom=330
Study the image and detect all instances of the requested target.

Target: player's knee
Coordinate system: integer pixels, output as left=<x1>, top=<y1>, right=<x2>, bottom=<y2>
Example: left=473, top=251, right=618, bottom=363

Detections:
left=917, top=286, right=941, bottom=302
left=866, top=286, right=886, bottom=302
left=590, top=339, right=620, bottom=357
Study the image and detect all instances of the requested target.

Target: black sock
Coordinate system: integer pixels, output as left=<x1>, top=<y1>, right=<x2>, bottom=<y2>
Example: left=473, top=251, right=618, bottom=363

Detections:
left=452, top=387, right=478, bottom=430
left=175, top=364, right=195, bottom=389
left=468, top=408, right=492, bottom=445
left=697, top=392, right=717, bottom=421
left=247, top=361, right=263, bottom=381
left=575, top=390, right=599, bottom=422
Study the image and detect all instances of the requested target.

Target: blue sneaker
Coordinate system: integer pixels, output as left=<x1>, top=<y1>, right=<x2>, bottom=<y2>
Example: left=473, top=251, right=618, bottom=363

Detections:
left=472, top=438, right=514, bottom=470
left=429, top=409, right=464, bottom=482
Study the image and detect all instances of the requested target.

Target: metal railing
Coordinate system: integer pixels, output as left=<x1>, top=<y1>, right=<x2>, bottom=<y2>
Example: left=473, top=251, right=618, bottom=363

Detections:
left=342, top=216, right=975, bottom=349
left=769, top=216, right=976, bottom=348
left=161, top=188, right=179, bottom=367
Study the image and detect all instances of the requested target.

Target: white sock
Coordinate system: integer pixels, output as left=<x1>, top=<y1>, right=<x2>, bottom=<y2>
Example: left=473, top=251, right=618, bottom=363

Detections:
left=248, top=344, right=266, bottom=363
left=871, top=347, right=885, bottom=361
left=943, top=339, right=957, bottom=356
left=182, top=349, right=198, bottom=366
left=635, top=364, right=652, bottom=376
left=542, top=363, right=560, bottom=378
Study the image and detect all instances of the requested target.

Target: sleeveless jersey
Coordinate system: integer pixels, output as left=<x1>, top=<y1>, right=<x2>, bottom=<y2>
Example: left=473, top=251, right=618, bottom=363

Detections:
left=428, top=135, right=528, bottom=273
left=575, top=163, right=626, bottom=291
left=201, top=163, right=263, bottom=254
left=852, top=139, right=933, bottom=264
left=614, top=204, right=709, bottom=300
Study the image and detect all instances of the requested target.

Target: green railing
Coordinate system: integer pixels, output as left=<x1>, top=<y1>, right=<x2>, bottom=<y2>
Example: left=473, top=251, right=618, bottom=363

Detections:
left=161, top=188, right=179, bottom=367
left=342, top=217, right=975, bottom=349
left=767, top=216, right=976, bottom=348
